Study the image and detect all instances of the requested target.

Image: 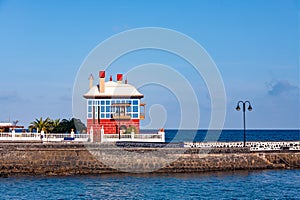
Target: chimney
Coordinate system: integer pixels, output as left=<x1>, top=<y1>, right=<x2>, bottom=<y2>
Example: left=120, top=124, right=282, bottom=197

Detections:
left=88, top=74, right=94, bottom=89
left=125, top=78, right=128, bottom=84
left=109, top=75, right=112, bottom=81
left=117, top=74, right=123, bottom=84
left=99, top=71, right=105, bottom=93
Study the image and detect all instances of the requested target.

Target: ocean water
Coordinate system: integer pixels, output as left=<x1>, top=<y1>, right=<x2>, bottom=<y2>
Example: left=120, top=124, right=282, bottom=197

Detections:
left=0, top=170, right=299, bottom=199
left=158, top=129, right=300, bottom=143
left=1, top=130, right=299, bottom=199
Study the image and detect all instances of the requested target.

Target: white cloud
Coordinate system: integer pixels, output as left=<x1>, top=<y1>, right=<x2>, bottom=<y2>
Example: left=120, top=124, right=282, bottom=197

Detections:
left=267, top=80, right=299, bottom=96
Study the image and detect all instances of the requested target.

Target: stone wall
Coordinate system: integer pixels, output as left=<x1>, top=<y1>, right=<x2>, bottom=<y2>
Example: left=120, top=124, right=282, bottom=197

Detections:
left=0, top=143, right=299, bottom=176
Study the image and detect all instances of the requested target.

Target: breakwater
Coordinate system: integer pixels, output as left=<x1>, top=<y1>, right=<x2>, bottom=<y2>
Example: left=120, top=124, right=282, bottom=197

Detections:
left=0, top=143, right=299, bottom=176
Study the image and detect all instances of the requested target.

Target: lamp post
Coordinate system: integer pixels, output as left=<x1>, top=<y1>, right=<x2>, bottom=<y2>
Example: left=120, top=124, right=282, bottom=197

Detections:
left=236, top=101, right=252, bottom=147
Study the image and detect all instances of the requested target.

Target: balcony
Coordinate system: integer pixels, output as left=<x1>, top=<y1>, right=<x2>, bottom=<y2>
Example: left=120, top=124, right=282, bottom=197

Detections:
left=111, top=103, right=131, bottom=119
left=140, top=103, right=146, bottom=120
left=112, top=114, right=131, bottom=120
left=140, top=113, right=145, bottom=120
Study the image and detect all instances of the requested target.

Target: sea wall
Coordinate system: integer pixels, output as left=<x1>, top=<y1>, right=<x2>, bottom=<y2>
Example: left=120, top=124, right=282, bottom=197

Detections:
left=0, top=143, right=299, bottom=176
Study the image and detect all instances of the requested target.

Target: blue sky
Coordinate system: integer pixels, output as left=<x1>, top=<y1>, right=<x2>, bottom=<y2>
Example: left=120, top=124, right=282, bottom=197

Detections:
left=0, top=0, right=299, bottom=129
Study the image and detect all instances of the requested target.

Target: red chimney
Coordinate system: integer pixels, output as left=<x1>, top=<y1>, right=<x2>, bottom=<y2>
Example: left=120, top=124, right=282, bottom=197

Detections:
left=117, top=74, right=123, bottom=82
left=99, top=71, right=105, bottom=78
left=99, top=71, right=105, bottom=93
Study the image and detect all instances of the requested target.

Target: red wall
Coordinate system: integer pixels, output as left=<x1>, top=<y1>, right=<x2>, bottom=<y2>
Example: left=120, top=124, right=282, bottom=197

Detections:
left=87, top=119, right=140, bottom=135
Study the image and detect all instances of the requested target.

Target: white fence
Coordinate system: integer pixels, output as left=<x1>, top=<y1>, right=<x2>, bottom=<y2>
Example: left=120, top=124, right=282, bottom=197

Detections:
left=100, top=131, right=165, bottom=143
left=1, top=131, right=297, bottom=150
left=0, top=132, right=89, bottom=142
left=0, top=131, right=165, bottom=143
left=184, top=141, right=300, bottom=151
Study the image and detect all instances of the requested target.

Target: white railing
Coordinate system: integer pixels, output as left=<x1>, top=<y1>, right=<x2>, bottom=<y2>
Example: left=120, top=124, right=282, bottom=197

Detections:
left=43, top=133, right=89, bottom=142
left=247, top=141, right=300, bottom=151
left=184, top=141, right=300, bottom=151
left=0, top=132, right=89, bottom=142
left=0, top=132, right=40, bottom=141
left=101, top=131, right=165, bottom=143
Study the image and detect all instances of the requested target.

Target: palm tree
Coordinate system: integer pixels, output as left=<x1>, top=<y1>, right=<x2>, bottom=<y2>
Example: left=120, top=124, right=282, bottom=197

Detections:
left=54, top=119, right=71, bottom=133
left=29, top=117, right=87, bottom=133
left=28, top=117, right=52, bottom=133
left=50, top=119, right=61, bottom=133
left=53, top=118, right=87, bottom=133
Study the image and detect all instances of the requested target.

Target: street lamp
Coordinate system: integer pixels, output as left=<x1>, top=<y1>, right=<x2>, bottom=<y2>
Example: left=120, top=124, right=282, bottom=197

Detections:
left=236, top=101, right=252, bottom=147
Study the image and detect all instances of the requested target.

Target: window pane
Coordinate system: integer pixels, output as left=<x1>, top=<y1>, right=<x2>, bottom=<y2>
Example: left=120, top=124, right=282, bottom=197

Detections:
left=133, top=106, right=138, bottom=112
left=88, top=113, right=92, bottom=118
left=106, top=106, right=110, bottom=112
left=101, top=114, right=105, bottom=118
left=133, top=100, right=138, bottom=105
left=101, top=100, right=105, bottom=105
left=106, top=100, right=110, bottom=105
left=88, top=100, right=92, bottom=105
left=126, top=107, right=131, bottom=112
left=101, top=106, right=105, bottom=112
left=88, top=106, right=92, bottom=112
left=106, top=114, right=110, bottom=118
left=133, top=114, right=138, bottom=118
